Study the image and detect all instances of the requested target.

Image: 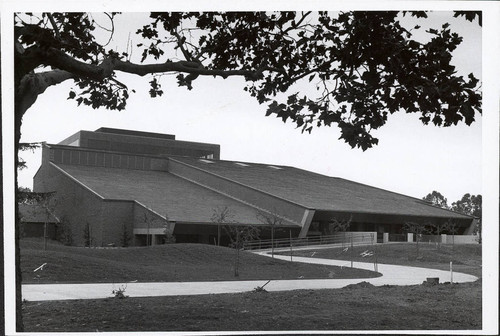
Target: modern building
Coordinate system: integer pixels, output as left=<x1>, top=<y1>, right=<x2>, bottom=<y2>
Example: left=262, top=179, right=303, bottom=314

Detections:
left=33, top=127, right=476, bottom=247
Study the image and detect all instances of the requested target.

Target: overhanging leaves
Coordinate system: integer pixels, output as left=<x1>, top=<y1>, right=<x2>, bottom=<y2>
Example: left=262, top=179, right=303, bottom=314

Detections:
left=15, top=11, right=482, bottom=151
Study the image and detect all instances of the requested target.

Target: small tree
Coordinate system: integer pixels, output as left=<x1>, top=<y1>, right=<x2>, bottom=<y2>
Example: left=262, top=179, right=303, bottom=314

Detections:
left=328, top=216, right=352, bottom=248
left=403, top=221, right=430, bottom=259
left=210, top=206, right=234, bottom=246
left=142, top=212, right=158, bottom=246
left=429, top=221, right=447, bottom=250
left=83, top=222, right=93, bottom=247
left=256, top=208, right=284, bottom=258
left=163, top=220, right=176, bottom=244
left=120, top=224, right=131, bottom=247
left=444, top=219, right=460, bottom=253
left=224, top=224, right=261, bottom=277
left=474, top=219, right=482, bottom=244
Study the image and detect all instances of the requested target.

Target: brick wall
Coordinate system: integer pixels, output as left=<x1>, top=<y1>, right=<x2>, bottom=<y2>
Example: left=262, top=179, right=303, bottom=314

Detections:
left=101, top=200, right=135, bottom=246
left=133, top=202, right=168, bottom=229
left=34, top=161, right=136, bottom=246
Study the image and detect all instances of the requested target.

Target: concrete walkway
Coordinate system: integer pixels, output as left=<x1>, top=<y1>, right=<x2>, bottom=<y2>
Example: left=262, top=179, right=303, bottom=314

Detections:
left=22, top=251, right=478, bottom=302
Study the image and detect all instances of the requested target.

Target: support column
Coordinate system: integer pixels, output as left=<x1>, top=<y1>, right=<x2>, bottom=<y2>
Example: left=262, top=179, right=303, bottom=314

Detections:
left=298, top=209, right=315, bottom=238
left=383, top=232, right=389, bottom=243
left=407, top=233, right=414, bottom=242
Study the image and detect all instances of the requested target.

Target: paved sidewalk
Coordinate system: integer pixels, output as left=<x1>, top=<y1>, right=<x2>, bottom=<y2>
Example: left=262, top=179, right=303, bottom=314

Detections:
left=22, top=252, right=478, bottom=302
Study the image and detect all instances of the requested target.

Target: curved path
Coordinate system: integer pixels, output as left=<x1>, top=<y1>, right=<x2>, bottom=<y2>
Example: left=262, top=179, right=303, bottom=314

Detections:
left=22, top=251, right=478, bottom=302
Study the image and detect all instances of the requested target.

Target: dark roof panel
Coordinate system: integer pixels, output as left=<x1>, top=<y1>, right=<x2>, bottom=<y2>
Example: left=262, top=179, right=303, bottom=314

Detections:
left=172, top=157, right=472, bottom=220
left=53, top=164, right=294, bottom=225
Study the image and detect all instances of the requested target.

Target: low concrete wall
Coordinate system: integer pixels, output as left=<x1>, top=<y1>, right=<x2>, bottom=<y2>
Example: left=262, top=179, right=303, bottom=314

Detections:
left=333, top=231, right=377, bottom=245
left=445, top=235, right=479, bottom=244
left=404, top=233, right=479, bottom=245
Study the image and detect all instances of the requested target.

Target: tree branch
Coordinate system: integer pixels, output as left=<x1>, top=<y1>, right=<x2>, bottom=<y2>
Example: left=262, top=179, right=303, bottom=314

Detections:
left=16, top=69, right=74, bottom=116
left=45, top=13, right=61, bottom=40
left=40, top=47, right=262, bottom=80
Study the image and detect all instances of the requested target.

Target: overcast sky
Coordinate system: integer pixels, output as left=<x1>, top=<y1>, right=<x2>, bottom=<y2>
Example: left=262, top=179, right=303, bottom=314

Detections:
left=14, top=10, right=485, bottom=205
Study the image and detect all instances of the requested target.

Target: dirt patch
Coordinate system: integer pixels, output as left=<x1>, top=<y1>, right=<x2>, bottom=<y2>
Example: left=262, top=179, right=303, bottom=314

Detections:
left=343, top=281, right=375, bottom=289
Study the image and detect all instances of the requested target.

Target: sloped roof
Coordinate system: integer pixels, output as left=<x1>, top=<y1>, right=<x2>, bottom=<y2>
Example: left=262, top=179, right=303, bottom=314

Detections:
left=171, top=157, right=472, bottom=220
left=53, top=164, right=294, bottom=225
left=19, top=203, right=59, bottom=223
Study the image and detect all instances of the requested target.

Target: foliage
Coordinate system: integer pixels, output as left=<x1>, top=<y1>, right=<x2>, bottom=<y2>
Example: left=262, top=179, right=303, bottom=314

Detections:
left=111, top=285, right=128, bottom=299
left=18, top=143, right=42, bottom=170
left=253, top=280, right=271, bottom=293
left=14, top=11, right=482, bottom=150
left=403, top=221, right=430, bottom=236
left=17, top=189, right=56, bottom=205
left=328, top=216, right=352, bottom=234
left=328, top=216, right=352, bottom=248
left=224, top=224, right=261, bottom=251
left=211, top=206, right=234, bottom=224
left=423, top=191, right=449, bottom=209
left=451, top=193, right=482, bottom=243
left=163, top=221, right=176, bottom=244
left=451, top=194, right=481, bottom=219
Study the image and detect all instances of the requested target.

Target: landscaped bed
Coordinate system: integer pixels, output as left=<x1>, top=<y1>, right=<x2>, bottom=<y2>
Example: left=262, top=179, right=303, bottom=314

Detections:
left=20, top=238, right=380, bottom=283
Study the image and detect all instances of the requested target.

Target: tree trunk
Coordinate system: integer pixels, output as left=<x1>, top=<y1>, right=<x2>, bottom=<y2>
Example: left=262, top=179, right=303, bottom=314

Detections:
left=271, top=225, right=274, bottom=258
left=235, top=248, right=240, bottom=277
left=14, top=107, right=24, bottom=331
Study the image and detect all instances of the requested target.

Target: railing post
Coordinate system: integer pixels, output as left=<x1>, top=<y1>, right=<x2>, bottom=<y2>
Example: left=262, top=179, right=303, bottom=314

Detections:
left=350, top=235, right=353, bottom=268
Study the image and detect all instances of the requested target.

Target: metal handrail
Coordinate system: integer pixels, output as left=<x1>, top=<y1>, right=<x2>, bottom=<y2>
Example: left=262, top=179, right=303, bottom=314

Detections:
left=243, top=233, right=375, bottom=250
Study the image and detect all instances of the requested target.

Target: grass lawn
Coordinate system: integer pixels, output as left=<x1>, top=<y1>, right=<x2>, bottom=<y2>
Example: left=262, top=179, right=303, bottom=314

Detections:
left=20, top=238, right=379, bottom=283
left=278, top=242, right=482, bottom=278
left=21, top=239, right=482, bottom=332
left=23, top=281, right=481, bottom=332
